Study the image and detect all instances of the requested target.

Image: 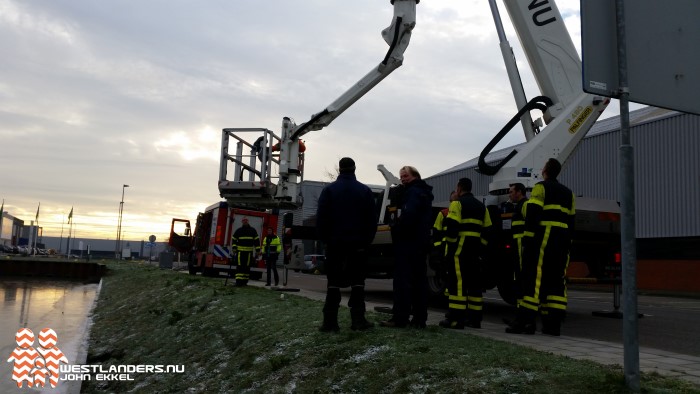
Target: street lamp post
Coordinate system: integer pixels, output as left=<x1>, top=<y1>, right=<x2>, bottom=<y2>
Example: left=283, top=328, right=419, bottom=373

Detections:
left=115, top=184, right=129, bottom=259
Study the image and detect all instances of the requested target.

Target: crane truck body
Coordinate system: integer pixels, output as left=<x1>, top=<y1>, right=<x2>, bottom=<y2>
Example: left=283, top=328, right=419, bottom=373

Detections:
left=215, top=0, right=621, bottom=304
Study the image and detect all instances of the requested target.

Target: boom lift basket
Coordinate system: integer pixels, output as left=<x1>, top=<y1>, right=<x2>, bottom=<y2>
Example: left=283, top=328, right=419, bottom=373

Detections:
left=218, top=128, right=304, bottom=209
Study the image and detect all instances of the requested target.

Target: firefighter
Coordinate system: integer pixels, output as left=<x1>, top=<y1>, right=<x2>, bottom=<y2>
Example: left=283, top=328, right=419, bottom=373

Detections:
left=440, top=177, right=491, bottom=329
left=508, top=182, right=528, bottom=306
left=505, top=158, right=575, bottom=336
left=431, top=191, right=457, bottom=297
left=231, top=217, right=260, bottom=286
left=262, top=227, right=282, bottom=286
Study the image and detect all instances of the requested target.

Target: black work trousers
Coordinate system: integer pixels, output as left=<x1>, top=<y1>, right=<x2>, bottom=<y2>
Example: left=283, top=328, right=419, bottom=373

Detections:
left=265, top=254, right=279, bottom=285
left=518, top=226, right=570, bottom=320
left=445, top=237, right=483, bottom=323
left=392, top=241, right=429, bottom=325
left=322, top=243, right=368, bottom=314
left=235, top=251, right=254, bottom=286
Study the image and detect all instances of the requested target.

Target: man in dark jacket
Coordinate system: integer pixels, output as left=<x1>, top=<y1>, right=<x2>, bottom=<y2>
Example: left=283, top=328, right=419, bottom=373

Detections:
left=380, top=166, right=434, bottom=328
left=316, top=157, right=378, bottom=332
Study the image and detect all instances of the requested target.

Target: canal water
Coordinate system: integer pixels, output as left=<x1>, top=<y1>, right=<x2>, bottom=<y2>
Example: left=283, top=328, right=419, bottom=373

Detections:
left=1, top=278, right=99, bottom=393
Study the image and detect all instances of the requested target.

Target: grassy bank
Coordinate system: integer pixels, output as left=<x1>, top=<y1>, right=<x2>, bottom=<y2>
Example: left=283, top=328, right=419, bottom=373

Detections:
left=82, top=261, right=698, bottom=393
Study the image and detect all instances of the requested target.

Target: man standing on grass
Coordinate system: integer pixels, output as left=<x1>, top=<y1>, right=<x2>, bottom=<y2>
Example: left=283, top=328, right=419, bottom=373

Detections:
left=316, top=157, right=377, bottom=332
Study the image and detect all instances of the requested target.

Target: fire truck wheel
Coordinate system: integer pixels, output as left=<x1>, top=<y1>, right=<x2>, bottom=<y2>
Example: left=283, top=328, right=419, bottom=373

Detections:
left=497, top=281, right=518, bottom=306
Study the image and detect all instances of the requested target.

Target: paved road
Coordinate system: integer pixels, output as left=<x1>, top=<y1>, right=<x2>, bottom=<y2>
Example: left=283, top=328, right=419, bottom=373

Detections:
left=281, top=270, right=700, bottom=357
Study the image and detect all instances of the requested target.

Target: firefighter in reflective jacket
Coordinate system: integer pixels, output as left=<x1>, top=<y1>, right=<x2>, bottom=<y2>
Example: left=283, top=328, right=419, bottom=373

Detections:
left=505, top=158, right=575, bottom=336
left=440, top=178, right=492, bottom=329
left=508, top=183, right=528, bottom=306
left=231, top=217, right=260, bottom=286
left=431, top=191, right=457, bottom=296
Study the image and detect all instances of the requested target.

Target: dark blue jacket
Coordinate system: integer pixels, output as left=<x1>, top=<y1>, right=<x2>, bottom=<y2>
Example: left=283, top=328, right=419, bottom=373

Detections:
left=392, top=179, right=434, bottom=247
left=316, top=173, right=378, bottom=247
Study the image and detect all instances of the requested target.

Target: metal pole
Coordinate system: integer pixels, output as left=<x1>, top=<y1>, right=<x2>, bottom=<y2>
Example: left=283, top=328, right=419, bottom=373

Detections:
left=615, top=0, right=640, bottom=390
left=116, top=184, right=129, bottom=258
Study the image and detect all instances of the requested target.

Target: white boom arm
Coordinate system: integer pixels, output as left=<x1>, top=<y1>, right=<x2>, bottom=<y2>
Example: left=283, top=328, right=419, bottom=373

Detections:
left=219, top=1, right=418, bottom=209
left=479, top=0, right=609, bottom=193
left=274, top=0, right=418, bottom=205
left=377, top=164, right=401, bottom=224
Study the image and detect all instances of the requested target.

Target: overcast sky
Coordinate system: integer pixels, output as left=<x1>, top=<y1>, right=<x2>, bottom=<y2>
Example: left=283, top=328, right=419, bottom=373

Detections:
left=0, top=0, right=630, bottom=242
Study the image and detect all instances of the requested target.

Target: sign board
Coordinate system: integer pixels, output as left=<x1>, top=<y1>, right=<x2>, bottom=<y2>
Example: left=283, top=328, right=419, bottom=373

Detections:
left=581, top=0, right=700, bottom=115
left=145, top=242, right=156, bottom=248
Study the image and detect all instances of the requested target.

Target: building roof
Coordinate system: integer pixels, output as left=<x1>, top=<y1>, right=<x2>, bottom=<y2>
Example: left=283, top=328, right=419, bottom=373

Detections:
left=429, top=106, right=677, bottom=177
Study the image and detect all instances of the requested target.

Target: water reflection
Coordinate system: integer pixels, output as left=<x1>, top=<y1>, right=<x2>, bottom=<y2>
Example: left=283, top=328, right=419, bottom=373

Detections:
left=1, top=278, right=99, bottom=394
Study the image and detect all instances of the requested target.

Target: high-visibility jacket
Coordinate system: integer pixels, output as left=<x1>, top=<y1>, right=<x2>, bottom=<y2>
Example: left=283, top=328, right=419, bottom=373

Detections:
left=444, top=194, right=492, bottom=250
left=519, top=179, right=575, bottom=314
left=511, top=197, right=528, bottom=266
left=262, top=235, right=282, bottom=256
left=232, top=225, right=260, bottom=253
left=432, top=208, right=449, bottom=248
left=443, top=193, right=492, bottom=320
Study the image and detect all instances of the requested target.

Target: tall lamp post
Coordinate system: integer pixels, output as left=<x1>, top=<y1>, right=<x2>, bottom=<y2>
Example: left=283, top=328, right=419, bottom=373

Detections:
left=115, top=184, right=129, bottom=258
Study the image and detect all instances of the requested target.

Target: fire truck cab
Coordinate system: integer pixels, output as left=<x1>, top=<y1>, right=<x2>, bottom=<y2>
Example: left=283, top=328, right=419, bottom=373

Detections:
left=169, top=201, right=279, bottom=278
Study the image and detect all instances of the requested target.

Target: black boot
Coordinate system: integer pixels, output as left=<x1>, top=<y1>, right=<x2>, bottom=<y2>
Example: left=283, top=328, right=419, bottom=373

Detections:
left=319, top=309, right=340, bottom=332
left=541, top=310, right=562, bottom=336
left=439, top=309, right=465, bottom=330
left=505, top=309, right=536, bottom=334
left=350, top=308, right=373, bottom=331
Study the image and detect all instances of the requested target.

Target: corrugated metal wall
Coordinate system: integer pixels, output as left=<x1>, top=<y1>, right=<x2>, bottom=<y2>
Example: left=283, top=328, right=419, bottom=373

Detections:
left=425, top=108, right=700, bottom=239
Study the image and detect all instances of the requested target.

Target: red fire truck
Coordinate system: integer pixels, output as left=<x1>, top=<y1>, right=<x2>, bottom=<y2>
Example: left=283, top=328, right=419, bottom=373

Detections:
left=168, top=201, right=279, bottom=278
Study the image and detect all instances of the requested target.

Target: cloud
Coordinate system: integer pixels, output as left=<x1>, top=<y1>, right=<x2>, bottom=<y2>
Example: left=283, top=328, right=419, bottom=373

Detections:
left=0, top=0, right=635, bottom=242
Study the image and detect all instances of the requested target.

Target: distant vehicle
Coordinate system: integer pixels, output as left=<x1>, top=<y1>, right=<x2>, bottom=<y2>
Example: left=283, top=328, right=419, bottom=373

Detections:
left=302, top=254, right=326, bottom=274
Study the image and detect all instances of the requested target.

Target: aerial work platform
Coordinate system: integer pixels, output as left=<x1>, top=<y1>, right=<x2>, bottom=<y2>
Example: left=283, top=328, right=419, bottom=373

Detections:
left=218, top=127, right=304, bottom=209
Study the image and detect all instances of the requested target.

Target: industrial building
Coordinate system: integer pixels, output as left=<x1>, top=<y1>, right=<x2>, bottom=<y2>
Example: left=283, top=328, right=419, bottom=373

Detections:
left=285, top=106, right=700, bottom=293
left=424, top=106, right=699, bottom=260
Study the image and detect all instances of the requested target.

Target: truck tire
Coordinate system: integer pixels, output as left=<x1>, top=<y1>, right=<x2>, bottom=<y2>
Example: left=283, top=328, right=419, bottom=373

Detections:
left=427, top=275, right=446, bottom=298
left=497, top=280, right=518, bottom=306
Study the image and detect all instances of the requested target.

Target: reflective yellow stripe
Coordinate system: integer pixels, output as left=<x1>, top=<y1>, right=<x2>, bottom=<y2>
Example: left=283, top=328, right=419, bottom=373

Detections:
left=458, top=231, right=482, bottom=237
left=547, top=295, right=567, bottom=303
left=459, top=218, right=484, bottom=225
left=543, top=204, right=574, bottom=215
left=449, top=295, right=467, bottom=302
left=540, top=220, right=568, bottom=228
left=528, top=198, right=544, bottom=207
left=454, top=239, right=464, bottom=297
left=449, top=303, right=467, bottom=310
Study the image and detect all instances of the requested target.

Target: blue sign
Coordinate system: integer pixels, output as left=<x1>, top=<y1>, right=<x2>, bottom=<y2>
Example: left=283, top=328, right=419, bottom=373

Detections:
left=145, top=242, right=156, bottom=248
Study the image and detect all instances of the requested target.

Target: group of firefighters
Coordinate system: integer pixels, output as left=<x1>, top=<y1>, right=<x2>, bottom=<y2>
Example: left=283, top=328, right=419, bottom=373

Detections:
left=227, top=157, right=575, bottom=336
left=435, top=157, right=575, bottom=336
left=229, top=218, right=284, bottom=287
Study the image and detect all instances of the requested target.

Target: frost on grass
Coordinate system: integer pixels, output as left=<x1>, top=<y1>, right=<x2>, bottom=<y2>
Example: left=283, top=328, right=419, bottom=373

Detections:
left=474, top=367, right=537, bottom=387
left=343, top=345, right=390, bottom=364
left=254, top=337, right=308, bottom=364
